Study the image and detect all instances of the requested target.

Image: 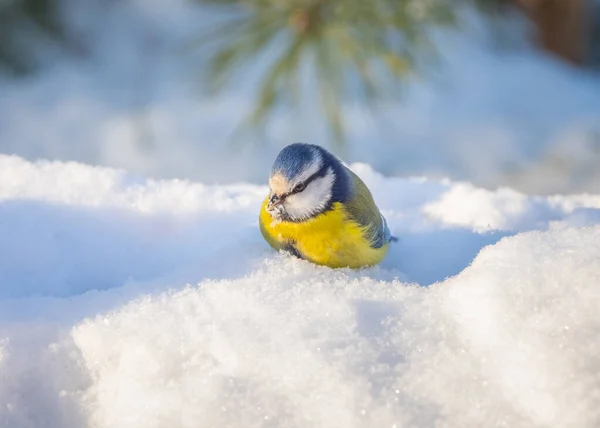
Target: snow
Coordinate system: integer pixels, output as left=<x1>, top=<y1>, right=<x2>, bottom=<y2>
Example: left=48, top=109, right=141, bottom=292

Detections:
left=2, top=3, right=600, bottom=423
left=1, top=154, right=600, bottom=427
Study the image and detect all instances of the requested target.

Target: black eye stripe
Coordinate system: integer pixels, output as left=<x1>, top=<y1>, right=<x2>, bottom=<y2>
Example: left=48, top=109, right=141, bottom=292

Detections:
left=281, top=165, right=329, bottom=198
left=301, top=165, right=329, bottom=187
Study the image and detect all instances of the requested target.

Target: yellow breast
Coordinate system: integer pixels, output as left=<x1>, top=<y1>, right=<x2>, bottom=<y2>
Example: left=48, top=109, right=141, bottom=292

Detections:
left=259, top=197, right=389, bottom=269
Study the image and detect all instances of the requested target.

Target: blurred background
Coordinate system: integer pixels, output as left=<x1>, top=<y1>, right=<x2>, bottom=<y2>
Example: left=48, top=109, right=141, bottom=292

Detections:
left=0, top=0, right=599, bottom=194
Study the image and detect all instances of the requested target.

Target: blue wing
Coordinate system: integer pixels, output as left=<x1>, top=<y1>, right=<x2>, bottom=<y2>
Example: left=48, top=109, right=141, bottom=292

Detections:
left=380, top=213, right=398, bottom=245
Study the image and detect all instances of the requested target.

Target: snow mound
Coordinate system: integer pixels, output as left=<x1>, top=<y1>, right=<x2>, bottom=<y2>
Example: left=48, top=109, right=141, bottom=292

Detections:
left=73, top=229, right=600, bottom=428
left=0, top=155, right=599, bottom=427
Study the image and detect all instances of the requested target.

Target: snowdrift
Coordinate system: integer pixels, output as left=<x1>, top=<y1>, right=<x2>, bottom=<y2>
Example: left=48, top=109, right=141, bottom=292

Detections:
left=0, top=154, right=599, bottom=427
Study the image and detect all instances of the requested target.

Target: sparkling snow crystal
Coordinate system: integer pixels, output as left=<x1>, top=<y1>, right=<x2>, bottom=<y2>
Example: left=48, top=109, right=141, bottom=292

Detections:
left=0, top=155, right=599, bottom=427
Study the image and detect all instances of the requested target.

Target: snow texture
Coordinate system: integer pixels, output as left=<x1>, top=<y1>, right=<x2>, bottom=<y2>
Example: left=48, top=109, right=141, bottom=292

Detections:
left=1, top=154, right=600, bottom=427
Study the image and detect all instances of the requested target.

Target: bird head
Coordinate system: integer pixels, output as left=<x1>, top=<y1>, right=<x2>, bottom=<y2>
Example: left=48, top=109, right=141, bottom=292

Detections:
left=266, top=143, right=350, bottom=222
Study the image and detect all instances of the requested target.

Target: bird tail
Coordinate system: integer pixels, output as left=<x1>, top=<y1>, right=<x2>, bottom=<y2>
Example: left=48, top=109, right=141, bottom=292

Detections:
left=381, top=214, right=398, bottom=244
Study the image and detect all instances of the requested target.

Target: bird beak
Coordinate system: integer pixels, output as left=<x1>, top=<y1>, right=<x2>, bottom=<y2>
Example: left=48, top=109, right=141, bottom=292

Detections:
left=267, top=194, right=281, bottom=210
left=267, top=194, right=285, bottom=216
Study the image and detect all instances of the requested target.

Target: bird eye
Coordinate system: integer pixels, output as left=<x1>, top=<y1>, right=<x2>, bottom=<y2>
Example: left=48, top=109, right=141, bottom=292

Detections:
left=293, top=183, right=305, bottom=193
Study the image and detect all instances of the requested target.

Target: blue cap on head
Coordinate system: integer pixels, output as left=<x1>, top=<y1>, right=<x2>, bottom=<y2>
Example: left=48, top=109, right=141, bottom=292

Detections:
left=271, top=142, right=321, bottom=182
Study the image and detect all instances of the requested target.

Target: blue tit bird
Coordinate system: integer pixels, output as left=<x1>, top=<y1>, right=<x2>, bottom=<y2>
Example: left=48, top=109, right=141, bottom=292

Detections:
left=259, top=142, right=396, bottom=269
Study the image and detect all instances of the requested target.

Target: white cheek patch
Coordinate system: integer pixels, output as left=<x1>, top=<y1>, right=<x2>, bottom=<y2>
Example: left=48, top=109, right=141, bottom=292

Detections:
left=284, top=168, right=335, bottom=220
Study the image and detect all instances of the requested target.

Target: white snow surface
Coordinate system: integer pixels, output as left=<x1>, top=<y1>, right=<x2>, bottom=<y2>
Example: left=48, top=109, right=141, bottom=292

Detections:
left=1, top=154, right=600, bottom=428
